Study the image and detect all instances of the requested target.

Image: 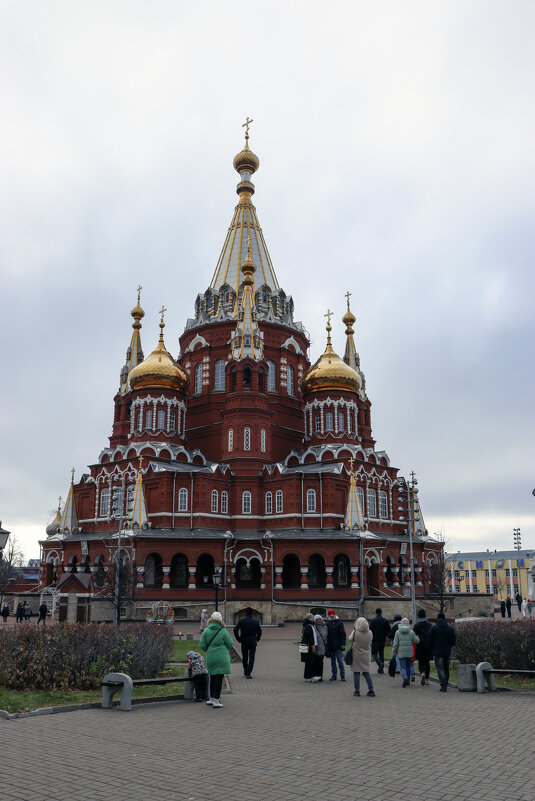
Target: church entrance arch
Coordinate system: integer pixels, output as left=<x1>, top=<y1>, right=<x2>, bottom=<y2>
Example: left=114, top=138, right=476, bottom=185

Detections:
left=281, top=554, right=301, bottom=589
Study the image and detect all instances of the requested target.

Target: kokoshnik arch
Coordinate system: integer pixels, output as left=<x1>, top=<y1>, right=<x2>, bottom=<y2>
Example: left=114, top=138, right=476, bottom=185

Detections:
left=40, top=125, right=442, bottom=623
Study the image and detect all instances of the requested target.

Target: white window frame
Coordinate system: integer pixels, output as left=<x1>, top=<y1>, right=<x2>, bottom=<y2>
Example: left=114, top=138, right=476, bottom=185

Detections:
left=325, top=411, right=333, bottom=431
left=178, top=487, right=188, bottom=512
left=315, top=413, right=321, bottom=433
left=265, top=491, right=272, bottom=515
left=211, top=490, right=218, bottom=513
left=145, top=409, right=152, bottom=429
left=367, top=488, right=377, bottom=517
left=221, top=491, right=228, bottom=515
left=194, top=363, right=203, bottom=394
left=357, top=486, right=365, bottom=513
left=286, top=365, right=294, bottom=396
left=169, top=409, right=176, bottom=431
left=228, top=428, right=234, bottom=452
left=260, top=428, right=266, bottom=453
left=276, top=490, right=283, bottom=514
left=242, top=491, right=252, bottom=515
left=244, top=426, right=251, bottom=451
left=214, top=359, right=225, bottom=391
left=157, top=409, right=165, bottom=430
left=267, top=361, right=276, bottom=392
left=307, top=489, right=316, bottom=512
left=338, top=411, right=345, bottom=431
left=379, top=490, right=388, bottom=519
left=100, top=488, right=110, bottom=517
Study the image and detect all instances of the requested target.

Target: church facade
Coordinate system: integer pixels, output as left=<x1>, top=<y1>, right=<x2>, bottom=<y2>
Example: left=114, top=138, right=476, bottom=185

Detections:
left=39, top=130, right=442, bottom=623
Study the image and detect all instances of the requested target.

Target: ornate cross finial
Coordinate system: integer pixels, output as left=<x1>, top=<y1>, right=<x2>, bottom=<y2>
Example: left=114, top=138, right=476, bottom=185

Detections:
left=345, top=290, right=351, bottom=307
left=57, top=495, right=62, bottom=510
left=349, top=456, right=354, bottom=473
left=71, top=468, right=75, bottom=484
left=137, top=284, right=142, bottom=302
left=410, top=470, right=417, bottom=485
left=242, top=116, right=254, bottom=137
left=159, top=305, right=167, bottom=324
left=139, top=454, right=144, bottom=471
left=324, top=309, right=333, bottom=326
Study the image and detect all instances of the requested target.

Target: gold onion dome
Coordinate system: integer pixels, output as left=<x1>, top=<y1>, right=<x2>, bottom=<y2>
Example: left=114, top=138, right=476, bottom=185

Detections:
left=131, top=292, right=145, bottom=328
left=233, top=141, right=260, bottom=175
left=342, top=306, right=356, bottom=329
left=46, top=502, right=62, bottom=537
left=302, top=317, right=362, bottom=395
left=129, top=311, right=188, bottom=393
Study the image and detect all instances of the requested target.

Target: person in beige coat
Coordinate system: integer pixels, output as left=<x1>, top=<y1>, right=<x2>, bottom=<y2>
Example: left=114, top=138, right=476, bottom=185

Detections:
left=348, top=617, right=375, bottom=697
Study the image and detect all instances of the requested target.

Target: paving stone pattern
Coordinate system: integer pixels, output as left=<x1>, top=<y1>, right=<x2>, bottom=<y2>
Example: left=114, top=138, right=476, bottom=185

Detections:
left=2, top=631, right=532, bottom=801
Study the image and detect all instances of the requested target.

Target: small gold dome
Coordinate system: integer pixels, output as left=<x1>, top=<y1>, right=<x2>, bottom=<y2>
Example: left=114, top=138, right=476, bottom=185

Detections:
left=129, top=318, right=188, bottom=393
left=302, top=321, right=362, bottom=395
left=342, top=308, right=356, bottom=327
left=233, top=142, right=260, bottom=175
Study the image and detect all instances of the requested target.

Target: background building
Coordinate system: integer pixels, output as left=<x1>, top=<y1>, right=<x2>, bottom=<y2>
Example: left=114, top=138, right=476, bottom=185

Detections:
left=447, top=549, right=533, bottom=601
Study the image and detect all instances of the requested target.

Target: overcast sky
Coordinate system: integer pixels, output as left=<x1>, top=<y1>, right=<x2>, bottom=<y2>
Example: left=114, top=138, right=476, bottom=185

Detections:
left=1, top=1, right=534, bottom=560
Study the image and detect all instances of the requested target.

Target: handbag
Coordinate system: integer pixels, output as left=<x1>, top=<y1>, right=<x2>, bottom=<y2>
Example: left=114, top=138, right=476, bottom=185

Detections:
left=388, top=656, right=396, bottom=677
left=298, top=643, right=309, bottom=654
left=344, top=647, right=353, bottom=666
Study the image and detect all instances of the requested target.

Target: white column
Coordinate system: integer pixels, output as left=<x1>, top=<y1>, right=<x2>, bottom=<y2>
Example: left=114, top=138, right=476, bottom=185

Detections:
left=136, top=566, right=144, bottom=589
left=162, top=566, right=170, bottom=589
left=326, top=567, right=334, bottom=589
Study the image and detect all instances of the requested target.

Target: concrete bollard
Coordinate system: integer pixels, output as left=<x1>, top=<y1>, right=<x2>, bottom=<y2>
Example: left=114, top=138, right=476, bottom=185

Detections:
left=456, top=664, right=477, bottom=692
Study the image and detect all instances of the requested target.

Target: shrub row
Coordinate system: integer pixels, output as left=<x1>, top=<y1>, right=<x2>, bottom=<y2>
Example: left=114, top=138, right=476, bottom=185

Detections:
left=453, top=619, right=535, bottom=669
left=0, top=623, right=173, bottom=691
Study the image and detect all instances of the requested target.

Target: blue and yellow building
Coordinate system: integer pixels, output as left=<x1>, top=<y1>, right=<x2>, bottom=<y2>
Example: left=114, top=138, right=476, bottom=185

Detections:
left=446, top=549, right=533, bottom=601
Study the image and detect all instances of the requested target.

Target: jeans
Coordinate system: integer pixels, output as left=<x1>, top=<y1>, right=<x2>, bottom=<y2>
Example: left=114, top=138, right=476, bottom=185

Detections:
left=418, top=657, right=431, bottom=678
left=434, top=655, right=450, bottom=689
left=330, top=649, right=345, bottom=678
left=353, top=671, right=374, bottom=693
left=209, top=674, right=224, bottom=700
left=241, top=642, right=257, bottom=676
left=371, top=642, right=385, bottom=670
left=399, top=657, right=413, bottom=681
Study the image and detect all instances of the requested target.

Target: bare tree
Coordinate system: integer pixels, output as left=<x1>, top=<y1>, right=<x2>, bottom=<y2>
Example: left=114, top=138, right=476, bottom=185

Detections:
left=0, top=533, right=25, bottom=607
left=426, top=532, right=449, bottom=615
left=96, top=540, right=137, bottom=624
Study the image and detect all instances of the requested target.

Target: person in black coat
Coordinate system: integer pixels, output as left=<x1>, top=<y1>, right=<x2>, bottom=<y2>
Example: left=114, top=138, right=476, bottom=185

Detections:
left=326, top=608, right=346, bottom=681
left=300, top=614, right=318, bottom=682
left=369, top=608, right=391, bottom=674
left=428, top=612, right=456, bottom=692
left=413, top=608, right=432, bottom=685
left=505, top=597, right=512, bottom=618
left=233, top=607, right=262, bottom=678
left=515, top=592, right=522, bottom=612
left=500, top=599, right=506, bottom=618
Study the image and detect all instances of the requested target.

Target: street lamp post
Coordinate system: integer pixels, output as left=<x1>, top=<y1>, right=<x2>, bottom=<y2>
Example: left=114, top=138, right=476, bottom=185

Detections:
left=513, top=528, right=522, bottom=597
left=407, top=475, right=418, bottom=626
left=204, top=565, right=230, bottom=613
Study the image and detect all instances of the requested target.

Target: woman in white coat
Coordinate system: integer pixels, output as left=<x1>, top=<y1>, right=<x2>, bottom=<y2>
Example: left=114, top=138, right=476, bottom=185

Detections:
left=348, top=617, right=375, bottom=697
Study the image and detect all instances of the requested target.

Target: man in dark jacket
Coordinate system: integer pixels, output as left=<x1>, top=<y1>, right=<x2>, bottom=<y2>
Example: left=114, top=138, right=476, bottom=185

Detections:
left=428, top=612, right=456, bottom=692
left=233, top=607, right=262, bottom=678
left=369, top=608, right=391, bottom=674
left=505, top=597, right=512, bottom=618
left=515, top=592, right=522, bottom=612
left=413, top=608, right=432, bottom=685
left=326, top=608, right=346, bottom=681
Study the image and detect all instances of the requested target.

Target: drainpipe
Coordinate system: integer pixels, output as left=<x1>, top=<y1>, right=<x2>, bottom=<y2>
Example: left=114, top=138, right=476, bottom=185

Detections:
left=172, top=471, right=176, bottom=529
left=301, top=472, right=304, bottom=530
left=190, top=472, right=194, bottom=530
left=320, top=472, right=323, bottom=531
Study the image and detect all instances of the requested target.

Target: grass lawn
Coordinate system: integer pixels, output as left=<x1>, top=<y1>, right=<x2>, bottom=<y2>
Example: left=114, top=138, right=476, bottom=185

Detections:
left=170, top=638, right=204, bottom=661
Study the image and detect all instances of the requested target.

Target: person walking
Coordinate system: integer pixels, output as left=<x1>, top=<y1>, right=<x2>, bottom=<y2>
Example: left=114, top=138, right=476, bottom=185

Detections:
left=348, top=617, right=375, bottom=697
left=199, top=609, right=208, bottom=634
left=515, top=592, right=522, bottom=613
left=527, top=599, right=533, bottom=618
left=428, top=612, right=456, bottom=692
left=199, top=611, right=233, bottom=709
left=233, top=607, right=262, bottom=679
left=23, top=601, right=31, bottom=621
left=369, top=608, right=391, bottom=674
left=1, top=603, right=9, bottom=624
left=505, top=597, right=512, bottom=618
left=37, top=602, right=48, bottom=625
left=300, top=613, right=318, bottom=682
left=392, top=618, right=419, bottom=687
left=500, top=599, right=506, bottom=618
left=521, top=598, right=527, bottom=617
left=312, top=614, right=329, bottom=682
left=389, top=614, right=403, bottom=674
left=15, top=602, right=24, bottom=623
left=326, top=608, right=346, bottom=681
left=413, top=609, right=432, bottom=685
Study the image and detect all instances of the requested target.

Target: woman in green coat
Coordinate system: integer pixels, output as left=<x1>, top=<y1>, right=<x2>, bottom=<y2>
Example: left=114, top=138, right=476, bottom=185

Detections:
left=199, top=611, right=233, bottom=708
left=392, top=617, right=419, bottom=688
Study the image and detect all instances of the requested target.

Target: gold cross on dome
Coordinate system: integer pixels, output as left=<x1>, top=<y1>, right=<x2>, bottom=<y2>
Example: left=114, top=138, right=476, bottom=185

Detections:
left=137, top=284, right=142, bottom=302
left=71, top=467, right=75, bottom=484
left=345, top=290, right=351, bottom=306
left=349, top=457, right=354, bottom=472
left=410, top=470, right=417, bottom=483
left=159, top=305, right=167, bottom=324
left=324, top=309, right=333, bottom=326
left=242, top=117, right=254, bottom=136
left=139, top=454, right=144, bottom=471
left=57, top=495, right=62, bottom=509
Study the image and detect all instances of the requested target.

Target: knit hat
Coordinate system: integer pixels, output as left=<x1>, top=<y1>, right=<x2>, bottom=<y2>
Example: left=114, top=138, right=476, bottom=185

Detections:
left=401, top=617, right=409, bottom=625
left=313, top=614, right=323, bottom=622
left=210, top=611, right=223, bottom=622
left=186, top=651, right=196, bottom=658
left=327, top=608, right=335, bottom=616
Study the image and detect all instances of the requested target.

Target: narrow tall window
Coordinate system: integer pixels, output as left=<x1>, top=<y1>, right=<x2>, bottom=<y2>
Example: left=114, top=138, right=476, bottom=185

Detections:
left=100, top=488, right=110, bottom=517
left=211, top=490, right=218, bottom=513
left=367, top=489, right=377, bottom=517
left=265, top=491, right=272, bottom=514
left=307, top=489, right=316, bottom=512
left=214, top=359, right=225, bottom=391
left=169, top=409, right=176, bottom=431
left=338, top=411, right=345, bottom=431
left=244, top=426, right=251, bottom=451
left=276, top=490, right=283, bottom=514
left=228, top=428, right=234, bottom=452
left=221, top=491, right=228, bottom=514
left=157, top=409, right=165, bottom=429
left=126, top=484, right=135, bottom=515
left=325, top=411, right=333, bottom=431
left=379, top=490, right=388, bottom=519
left=145, top=409, right=152, bottom=429
left=286, top=365, right=294, bottom=396
left=178, top=488, right=188, bottom=512
left=357, top=486, right=365, bottom=514
left=242, top=491, right=252, bottom=515
left=315, top=413, right=321, bottom=432
left=260, top=428, right=266, bottom=453
left=267, top=361, right=276, bottom=392
left=195, top=363, right=203, bottom=394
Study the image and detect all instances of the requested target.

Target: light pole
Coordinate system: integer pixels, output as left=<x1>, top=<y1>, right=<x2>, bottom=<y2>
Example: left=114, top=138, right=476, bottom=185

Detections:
left=407, top=474, right=417, bottom=626
left=513, top=528, right=522, bottom=597
left=204, top=565, right=230, bottom=613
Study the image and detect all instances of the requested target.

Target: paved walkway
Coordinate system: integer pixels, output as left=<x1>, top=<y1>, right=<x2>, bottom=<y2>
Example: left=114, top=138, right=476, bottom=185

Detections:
left=2, top=630, right=533, bottom=801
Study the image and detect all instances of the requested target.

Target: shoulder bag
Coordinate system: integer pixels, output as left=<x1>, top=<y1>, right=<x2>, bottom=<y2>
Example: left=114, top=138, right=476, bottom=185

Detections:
left=344, top=646, right=353, bottom=666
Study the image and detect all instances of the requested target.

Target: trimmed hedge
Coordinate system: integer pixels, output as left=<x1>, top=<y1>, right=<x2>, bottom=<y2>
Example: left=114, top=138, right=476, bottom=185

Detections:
left=0, top=623, right=173, bottom=691
left=453, top=619, right=535, bottom=669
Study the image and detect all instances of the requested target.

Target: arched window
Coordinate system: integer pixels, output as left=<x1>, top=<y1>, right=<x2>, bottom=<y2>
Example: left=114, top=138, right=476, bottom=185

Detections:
left=157, top=409, right=165, bottom=429
left=243, top=366, right=252, bottom=386
left=265, top=491, right=272, bottom=514
left=367, top=488, right=377, bottom=517
left=178, top=487, right=188, bottom=512
left=307, top=554, right=326, bottom=588
left=357, top=486, right=365, bottom=514
left=195, top=553, right=215, bottom=588
left=379, top=490, right=388, bottom=519
left=276, top=490, right=283, bottom=514
left=242, top=491, right=252, bottom=515
left=307, top=489, right=316, bottom=512
left=282, top=554, right=301, bottom=588
left=126, top=484, right=135, bottom=515
left=228, top=428, right=234, bottom=452
left=244, top=427, right=251, bottom=451
left=315, top=413, right=321, bottom=432
left=235, top=557, right=261, bottom=589
left=170, top=553, right=188, bottom=588
left=211, top=490, right=218, bottom=513
left=221, top=491, right=228, bottom=514
left=169, top=409, right=176, bottom=431
left=286, top=365, right=294, bottom=396
left=334, top=554, right=351, bottom=587
left=100, top=488, right=110, bottom=517
left=214, top=359, right=225, bottom=391
left=260, top=428, right=266, bottom=453
left=195, top=363, right=203, bottom=394
left=267, top=361, right=276, bottom=392
left=338, top=411, right=345, bottom=431
left=144, top=553, right=163, bottom=588
left=325, top=411, right=334, bottom=431
left=145, top=409, right=152, bottom=429
left=69, top=555, right=78, bottom=574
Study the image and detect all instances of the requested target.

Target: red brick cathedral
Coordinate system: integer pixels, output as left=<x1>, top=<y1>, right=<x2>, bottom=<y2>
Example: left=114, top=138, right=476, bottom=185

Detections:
left=40, top=130, right=441, bottom=623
